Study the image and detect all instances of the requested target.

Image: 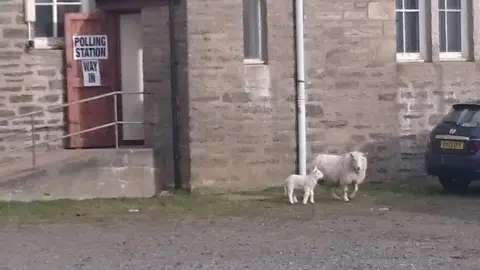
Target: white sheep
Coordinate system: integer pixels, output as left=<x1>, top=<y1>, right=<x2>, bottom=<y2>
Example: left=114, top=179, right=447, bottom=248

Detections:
left=310, top=151, right=367, bottom=202
left=284, top=166, right=324, bottom=204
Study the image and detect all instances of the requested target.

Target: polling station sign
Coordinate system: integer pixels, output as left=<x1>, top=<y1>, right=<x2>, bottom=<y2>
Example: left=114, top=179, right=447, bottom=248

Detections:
left=81, top=60, right=101, bottom=87
left=73, top=35, right=108, bottom=60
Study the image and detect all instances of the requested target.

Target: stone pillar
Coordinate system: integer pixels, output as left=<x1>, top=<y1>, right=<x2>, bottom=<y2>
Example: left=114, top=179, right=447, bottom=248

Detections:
left=430, top=0, right=440, bottom=62
left=141, top=6, right=175, bottom=190
left=473, top=0, right=480, bottom=61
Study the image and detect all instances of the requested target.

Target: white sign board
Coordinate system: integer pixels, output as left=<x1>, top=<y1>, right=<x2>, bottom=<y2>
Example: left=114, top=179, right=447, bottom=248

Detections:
left=73, top=35, right=108, bottom=60
left=81, top=60, right=101, bottom=87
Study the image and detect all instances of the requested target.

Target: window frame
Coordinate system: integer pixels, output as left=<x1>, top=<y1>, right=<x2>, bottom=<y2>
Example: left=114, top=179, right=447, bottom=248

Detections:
left=34, top=0, right=82, bottom=50
left=242, top=0, right=267, bottom=65
left=395, top=0, right=428, bottom=62
left=438, top=0, right=471, bottom=61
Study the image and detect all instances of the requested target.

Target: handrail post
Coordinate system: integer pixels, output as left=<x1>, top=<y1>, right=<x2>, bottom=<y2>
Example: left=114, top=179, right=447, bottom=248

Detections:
left=114, top=92, right=119, bottom=149
left=30, top=115, right=36, bottom=170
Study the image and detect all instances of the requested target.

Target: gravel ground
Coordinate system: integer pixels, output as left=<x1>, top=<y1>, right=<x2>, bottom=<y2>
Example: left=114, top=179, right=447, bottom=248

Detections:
left=1, top=186, right=480, bottom=269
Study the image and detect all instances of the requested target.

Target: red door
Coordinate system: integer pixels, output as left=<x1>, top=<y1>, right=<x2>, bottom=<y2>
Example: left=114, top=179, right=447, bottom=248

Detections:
left=64, top=12, right=119, bottom=148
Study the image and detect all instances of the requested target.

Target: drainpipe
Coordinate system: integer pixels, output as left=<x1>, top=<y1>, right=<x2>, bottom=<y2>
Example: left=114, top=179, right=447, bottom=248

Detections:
left=81, top=0, right=96, bottom=12
left=168, top=0, right=182, bottom=189
left=295, top=0, right=307, bottom=175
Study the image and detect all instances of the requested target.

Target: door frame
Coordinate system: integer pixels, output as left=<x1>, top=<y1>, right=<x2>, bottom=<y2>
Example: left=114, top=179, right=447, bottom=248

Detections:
left=115, top=10, right=145, bottom=146
left=64, top=11, right=120, bottom=149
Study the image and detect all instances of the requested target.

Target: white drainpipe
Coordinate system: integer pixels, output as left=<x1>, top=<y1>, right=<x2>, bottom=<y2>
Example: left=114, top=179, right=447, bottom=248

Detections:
left=295, top=0, right=307, bottom=175
left=81, top=0, right=96, bottom=12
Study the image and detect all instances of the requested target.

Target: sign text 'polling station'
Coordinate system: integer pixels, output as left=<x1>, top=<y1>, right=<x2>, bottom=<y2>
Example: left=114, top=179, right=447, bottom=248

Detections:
left=73, top=35, right=108, bottom=60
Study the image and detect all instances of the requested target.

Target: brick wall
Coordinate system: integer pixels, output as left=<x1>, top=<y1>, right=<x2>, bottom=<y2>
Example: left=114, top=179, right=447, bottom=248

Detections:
left=0, top=0, right=64, bottom=158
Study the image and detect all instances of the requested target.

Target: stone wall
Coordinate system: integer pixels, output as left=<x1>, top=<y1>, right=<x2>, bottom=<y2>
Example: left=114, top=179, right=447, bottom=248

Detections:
left=176, top=0, right=412, bottom=188
left=0, top=0, right=64, bottom=158
left=180, top=0, right=480, bottom=185
left=182, top=0, right=297, bottom=190
left=2, top=0, right=479, bottom=189
left=397, top=63, right=480, bottom=177
left=141, top=4, right=176, bottom=190
left=304, top=1, right=399, bottom=181
left=396, top=0, right=480, bottom=178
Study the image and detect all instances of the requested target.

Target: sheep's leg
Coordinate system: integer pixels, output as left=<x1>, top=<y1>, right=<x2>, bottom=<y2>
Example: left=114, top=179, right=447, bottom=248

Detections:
left=349, top=183, right=359, bottom=199
left=342, top=185, right=350, bottom=202
left=290, top=187, right=298, bottom=203
left=302, top=188, right=310, bottom=204
left=309, top=188, right=315, bottom=204
left=288, top=188, right=295, bottom=204
left=328, top=186, right=341, bottom=200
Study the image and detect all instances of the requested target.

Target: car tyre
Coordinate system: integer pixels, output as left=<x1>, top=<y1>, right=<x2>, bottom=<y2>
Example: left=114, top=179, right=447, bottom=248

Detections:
left=438, top=176, right=470, bottom=192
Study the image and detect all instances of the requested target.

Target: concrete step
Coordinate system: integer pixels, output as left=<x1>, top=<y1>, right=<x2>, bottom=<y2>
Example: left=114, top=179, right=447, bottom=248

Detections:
left=0, top=148, right=157, bottom=201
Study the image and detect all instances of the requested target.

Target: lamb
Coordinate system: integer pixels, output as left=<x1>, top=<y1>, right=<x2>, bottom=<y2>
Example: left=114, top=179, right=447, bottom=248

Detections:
left=310, top=151, right=368, bottom=202
left=284, top=166, right=324, bottom=204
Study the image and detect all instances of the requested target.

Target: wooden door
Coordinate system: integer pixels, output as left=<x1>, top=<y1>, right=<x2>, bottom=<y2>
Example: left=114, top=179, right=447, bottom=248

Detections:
left=64, top=12, right=119, bottom=148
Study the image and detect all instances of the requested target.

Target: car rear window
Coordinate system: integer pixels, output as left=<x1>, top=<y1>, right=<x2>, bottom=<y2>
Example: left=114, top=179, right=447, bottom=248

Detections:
left=443, top=106, right=480, bottom=127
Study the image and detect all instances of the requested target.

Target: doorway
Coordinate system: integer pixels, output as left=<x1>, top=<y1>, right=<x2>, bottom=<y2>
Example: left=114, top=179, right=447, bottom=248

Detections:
left=119, top=13, right=144, bottom=143
left=64, top=13, right=118, bottom=148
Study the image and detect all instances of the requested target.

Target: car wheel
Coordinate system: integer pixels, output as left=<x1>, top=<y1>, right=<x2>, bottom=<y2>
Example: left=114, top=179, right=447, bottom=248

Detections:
left=438, top=176, right=470, bottom=192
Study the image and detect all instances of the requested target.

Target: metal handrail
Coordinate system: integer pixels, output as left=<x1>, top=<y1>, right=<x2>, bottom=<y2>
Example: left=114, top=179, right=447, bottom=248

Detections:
left=3, top=91, right=146, bottom=122
left=0, top=91, right=153, bottom=170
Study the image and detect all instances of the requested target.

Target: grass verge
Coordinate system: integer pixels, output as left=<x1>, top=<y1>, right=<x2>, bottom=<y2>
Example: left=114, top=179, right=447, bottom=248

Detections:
left=0, top=177, right=473, bottom=227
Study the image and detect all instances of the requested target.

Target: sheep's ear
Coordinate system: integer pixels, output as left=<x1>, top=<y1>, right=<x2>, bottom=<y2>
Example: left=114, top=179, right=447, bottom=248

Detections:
left=349, top=152, right=355, bottom=158
left=363, top=152, right=368, bottom=156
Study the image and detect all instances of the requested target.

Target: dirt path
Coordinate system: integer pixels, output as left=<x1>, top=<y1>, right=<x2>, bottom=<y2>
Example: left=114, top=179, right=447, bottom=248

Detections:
left=1, top=181, right=480, bottom=269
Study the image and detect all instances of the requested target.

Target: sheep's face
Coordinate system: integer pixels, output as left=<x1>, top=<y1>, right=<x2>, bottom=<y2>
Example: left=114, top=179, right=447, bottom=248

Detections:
left=349, top=151, right=367, bottom=173
left=312, top=166, right=324, bottom=180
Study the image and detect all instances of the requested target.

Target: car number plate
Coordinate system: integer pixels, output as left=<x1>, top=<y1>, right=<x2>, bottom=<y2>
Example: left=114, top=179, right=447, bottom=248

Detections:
left=440, top=140, right=464, bottom=150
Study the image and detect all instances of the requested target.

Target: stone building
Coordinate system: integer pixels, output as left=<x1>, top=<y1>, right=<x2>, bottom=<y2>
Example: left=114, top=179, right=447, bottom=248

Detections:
left=0, top=0, right=478, bottom=196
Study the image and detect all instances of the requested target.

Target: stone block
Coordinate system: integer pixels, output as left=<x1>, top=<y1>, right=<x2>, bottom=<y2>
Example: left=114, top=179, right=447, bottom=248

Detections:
left=343, top=10, right=367, bottom=20
left=2, top=28, right=27, bottom=39
left=306, top=104, right=324, bottom=117
left=368, top=2, right=394, bottom=20
left=221, top=92, right=252, bottom=103
left=9, top=94, right=33, bottom=103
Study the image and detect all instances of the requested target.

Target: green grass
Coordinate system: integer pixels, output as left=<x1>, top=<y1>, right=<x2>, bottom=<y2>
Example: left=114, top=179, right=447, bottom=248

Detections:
left=0, top=178, right=459, bottom=227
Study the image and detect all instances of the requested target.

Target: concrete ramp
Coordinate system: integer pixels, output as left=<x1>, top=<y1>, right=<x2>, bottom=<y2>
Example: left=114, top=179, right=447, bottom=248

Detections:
left=0, top=148, right=157, bottom=201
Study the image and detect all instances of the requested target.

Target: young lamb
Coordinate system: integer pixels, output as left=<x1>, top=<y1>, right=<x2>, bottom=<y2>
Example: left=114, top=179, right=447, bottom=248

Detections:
left=284, top=166, right=324, bottom=204
left=310, top=151, right=368, bottom=202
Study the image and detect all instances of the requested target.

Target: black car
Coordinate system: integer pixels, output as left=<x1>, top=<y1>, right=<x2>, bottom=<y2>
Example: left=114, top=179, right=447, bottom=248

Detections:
left=425, top=103, right=480, bottom=191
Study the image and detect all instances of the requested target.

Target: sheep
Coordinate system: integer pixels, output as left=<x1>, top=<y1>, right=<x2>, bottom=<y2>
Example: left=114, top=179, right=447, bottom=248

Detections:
left=284, top=166, right=324, bottom=204
left=310, top=151, right=368, bottom=202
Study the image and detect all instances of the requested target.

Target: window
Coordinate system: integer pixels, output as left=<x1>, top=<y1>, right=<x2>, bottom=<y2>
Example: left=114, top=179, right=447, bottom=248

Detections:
left=438, top=0, right=471, bottom=60
left=243, top=0, right=267, bottom=64
left=395, top=0, right=428, bottom=61
left=34, top=0, right=82, bottom=48
left=443, top=105, right=480, bottom=127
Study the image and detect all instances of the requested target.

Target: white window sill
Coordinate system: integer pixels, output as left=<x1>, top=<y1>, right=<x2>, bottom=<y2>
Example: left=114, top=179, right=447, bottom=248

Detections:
left=439, top=52, right=467, bottom=62
left=33, top=37, right=64, bottom=50
left=396, top=53, right=424, bottom=63
left=244, top=59, right=266, bottom=65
